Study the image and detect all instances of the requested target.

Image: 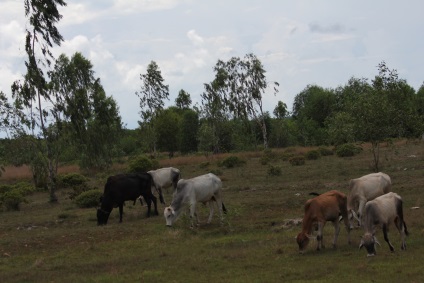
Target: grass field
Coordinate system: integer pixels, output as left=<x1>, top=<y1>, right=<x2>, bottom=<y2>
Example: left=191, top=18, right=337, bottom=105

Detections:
left=0, top=140, right=423, bottom=282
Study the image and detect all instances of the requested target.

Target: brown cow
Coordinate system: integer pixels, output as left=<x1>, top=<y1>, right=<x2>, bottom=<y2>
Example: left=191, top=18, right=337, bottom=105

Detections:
left=296, top=190, right=351, bottom=254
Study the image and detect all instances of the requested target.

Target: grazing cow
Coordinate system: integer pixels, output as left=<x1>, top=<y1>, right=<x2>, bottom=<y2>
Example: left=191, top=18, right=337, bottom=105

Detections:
left=148, top=167, right=181, bottom=203
left=135, top=167, right=181, bottom=206
left=359, top=192, right=408, bottom=257
left=296, top=190, right=351, bottom=254
left=347, top=172, right=391, bottom=228
left=97, top=173, right=159, bottom=225
left=163, top=173, right=227, bottom=227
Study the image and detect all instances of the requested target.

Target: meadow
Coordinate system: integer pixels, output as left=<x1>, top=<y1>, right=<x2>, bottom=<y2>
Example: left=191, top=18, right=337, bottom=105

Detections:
left=0, top=140, right=423, bottom=282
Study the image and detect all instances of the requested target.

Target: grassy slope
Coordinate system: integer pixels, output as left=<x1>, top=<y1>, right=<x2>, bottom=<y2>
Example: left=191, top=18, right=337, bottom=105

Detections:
left=0, top=141, right=423, bottom=282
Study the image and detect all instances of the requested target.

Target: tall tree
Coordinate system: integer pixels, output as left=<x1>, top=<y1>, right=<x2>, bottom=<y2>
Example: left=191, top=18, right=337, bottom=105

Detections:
left=175, top=89, right=192, bottom=109
left=179, top=109, right=199, bottom=154
left=136, top=61, right=169, bottom=154
left=207, top=53, right=279, bottom=148
left=11, top=0, right=66, bottom=202
left=273, top=100, right=288, bottom=119
left=50, top=53, right=122, bottom=169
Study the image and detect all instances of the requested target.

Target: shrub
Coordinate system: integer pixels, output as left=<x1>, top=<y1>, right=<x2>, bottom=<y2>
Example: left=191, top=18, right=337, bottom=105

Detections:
left=220, top=156, right=245, bottom=168
left=289, top=156, right=305, bottom=166
left=59, top=173, right=88, bottom=188
left=128, top=155, right=159, bottom=173
left=267, top=165, right=282, bottom=176
left=74, top=190, right=103, bottom=208
left=305, top=150, right=320, bottom=160
left=260, top=155, right=271, bottom=165
left=318, top=147, right=334, bottom=156
left=336, top=143, right=362, bottom=157
left=1, top=189, right=26, bottom=211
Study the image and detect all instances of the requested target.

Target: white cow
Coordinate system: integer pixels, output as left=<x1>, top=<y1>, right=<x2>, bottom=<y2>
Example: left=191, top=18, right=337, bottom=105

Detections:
left=359, top=192, right=408, bottom=256
left=136, top=167, right=180, bottom=206
left=148, top=167, right=181, bottom=204
left=347, top=172, right=391, bottom=228
left=163, top=173, right=227, bottom=227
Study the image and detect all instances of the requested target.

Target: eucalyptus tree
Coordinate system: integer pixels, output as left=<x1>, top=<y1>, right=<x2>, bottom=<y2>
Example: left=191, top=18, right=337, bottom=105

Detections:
left=50, top=53, right=122, bottom=170
left=175, top=89, right=192, bottom=109
left=207, top=54, right=279, bottom=149
left=136, top=61, right=169, bottom=155
left=10, top=0, right=66, bottom=202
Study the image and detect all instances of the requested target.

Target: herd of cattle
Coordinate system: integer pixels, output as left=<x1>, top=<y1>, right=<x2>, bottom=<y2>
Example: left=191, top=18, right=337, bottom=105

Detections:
left=96, top=168, right=407, bottom=257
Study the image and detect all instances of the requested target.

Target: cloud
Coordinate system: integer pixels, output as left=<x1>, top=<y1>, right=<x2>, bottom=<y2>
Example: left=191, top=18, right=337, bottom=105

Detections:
left=309, top=23, right=349, bottom=34
left=111, top=0, right=183, bottom=14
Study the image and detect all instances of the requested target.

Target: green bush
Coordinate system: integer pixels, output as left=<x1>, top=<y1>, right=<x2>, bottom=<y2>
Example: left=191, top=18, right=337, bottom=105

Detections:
left=305, top=150, right=320, bottom=160
left=1, top=190, right=26, bottom=211
left=289, top=156, right=305, bottom=166
left=59, top=173, right=88, bottom=188
left=128, top=155, right=159, bottom=173
left=220, top=156, right=245, bottom=168
left=267, top=165, right=282, bottom=176
left=74, top=190, right=103, bottom=208
left=318, top=146, right=334, bottom=156
left=260, top=155, right=270, bottom=165
left=336, top=143, right=362, bottom=157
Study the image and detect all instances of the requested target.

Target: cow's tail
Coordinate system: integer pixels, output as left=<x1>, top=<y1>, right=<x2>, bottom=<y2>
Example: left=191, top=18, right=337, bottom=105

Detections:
left=222, top=202, right=227, bottom=214
left=403, top=221, right=409, bottom=236
left=172, top=169, right=181, bottom=190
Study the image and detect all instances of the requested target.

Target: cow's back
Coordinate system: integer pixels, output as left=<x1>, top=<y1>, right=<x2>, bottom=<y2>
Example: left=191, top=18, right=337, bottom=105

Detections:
left=349, top=172, right=391, bottom=201
left=365, top=192, right=400, bottom=224
left=177, top=173, right=222, bottom=202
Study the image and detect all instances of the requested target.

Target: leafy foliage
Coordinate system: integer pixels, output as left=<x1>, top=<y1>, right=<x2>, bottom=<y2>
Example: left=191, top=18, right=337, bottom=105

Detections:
left=219, top=156, right=246, bottom=168
left=289, top=156, right=305, bottom=166
left=305, top=150, right=320, bottom=160
left=267, top=165, right=282, bottom=176
left=74, top=189, right=103, bottom=208
left=335, top=143, right=362, bottom=157
left=128, top=155, right=159, bottom=173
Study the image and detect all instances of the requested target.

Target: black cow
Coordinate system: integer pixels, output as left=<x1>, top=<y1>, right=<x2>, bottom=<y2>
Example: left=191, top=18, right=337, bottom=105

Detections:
left=97, top=173, right=159, bottom=225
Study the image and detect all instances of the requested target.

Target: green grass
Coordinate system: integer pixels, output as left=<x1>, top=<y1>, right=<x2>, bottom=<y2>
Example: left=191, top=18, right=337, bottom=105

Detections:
left=0, top=141, right=424, bottom=282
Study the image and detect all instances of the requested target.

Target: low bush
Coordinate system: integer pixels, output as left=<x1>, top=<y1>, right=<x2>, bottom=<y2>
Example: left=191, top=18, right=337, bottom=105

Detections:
left=289, top=156, right=305, bottom=166
left=305, top=150, right=320, bottom=160
left=220, top=156, right=245, bottom=168
left=267, top=165, right=282, bottom=176
left=128, top=155, right=159, bottom=173
left=318, top=146, right=334, bottom=156
left=59, top=173, right=88, bottom=188
left=1, top=189, right=27, bottom=211
left=74, top=189, right=103, bottom=208
left=336, top=143, right=362, bottom=157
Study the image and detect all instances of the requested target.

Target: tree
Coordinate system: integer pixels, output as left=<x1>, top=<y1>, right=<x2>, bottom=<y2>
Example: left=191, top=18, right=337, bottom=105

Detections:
left=350, top=62, right=407, bottom=171
left=11, top=0, right=67, bottom=202
left=136, top=61, right=169, bottom=155
left=50, top=53, right=122, bottom=170
left=179, top=109, right=199, bottom=154
left=175, top=89, right=192, bottom=109
left=154, top=108, right=180, bottom=154
left=273, top=100, right=288, bottom=119
left=206, top=53, right=279, bottom=148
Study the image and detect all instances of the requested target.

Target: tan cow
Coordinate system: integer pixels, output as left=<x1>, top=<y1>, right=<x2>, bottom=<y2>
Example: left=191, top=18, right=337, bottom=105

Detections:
left=296, top=190, right=351, bottom=254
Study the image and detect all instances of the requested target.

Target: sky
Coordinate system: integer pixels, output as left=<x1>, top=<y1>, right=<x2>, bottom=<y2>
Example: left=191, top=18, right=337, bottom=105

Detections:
left=1, top=0, right=423, bottom=130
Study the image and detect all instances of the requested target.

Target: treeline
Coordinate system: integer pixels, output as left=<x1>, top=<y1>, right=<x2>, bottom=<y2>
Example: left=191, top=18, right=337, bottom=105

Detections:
left=0, top=0, right=423, bottom=202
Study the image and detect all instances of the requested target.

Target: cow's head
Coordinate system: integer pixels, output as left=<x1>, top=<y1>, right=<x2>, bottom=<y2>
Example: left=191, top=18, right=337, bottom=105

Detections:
left=97, top=208, right=111, bottom=225
left=348, top=209, right=361, bottom=229
left=359, top=232, right=380, bottom=256
left=164, top=206, right=176, bottom=227
left=296, top=232, right=312, bottom=254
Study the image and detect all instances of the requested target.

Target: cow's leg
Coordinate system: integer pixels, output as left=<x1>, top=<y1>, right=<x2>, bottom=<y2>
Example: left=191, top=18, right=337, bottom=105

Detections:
left=207, top=201, right=215, bottom=224
left=144, top=196, right=152, bottom=217
left=189, top=202, right=198, bottom=227
left=151, top=194, right=159, bottom=216
left=215, top=195, right=225, bottom=225
left=316, top=222, right=325, bottom=250
left=357, top=199, right=367, bottom=227
left=332, top=220, right=341, bottom=249
left=382, top=224, right=395, bottom=252
left=395, top=217, right=407, bottom=250
left=118, top=204, right=124, bottom=223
